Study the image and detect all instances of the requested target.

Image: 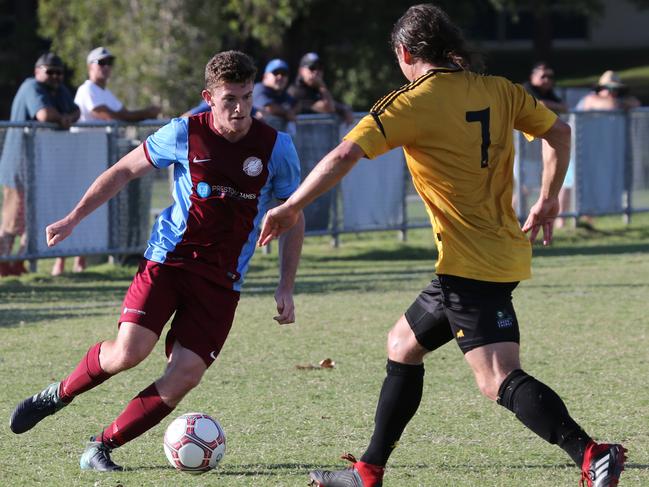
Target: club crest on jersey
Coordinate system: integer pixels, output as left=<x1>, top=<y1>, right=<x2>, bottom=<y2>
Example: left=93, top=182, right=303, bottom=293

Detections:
left=496, top=310, right=514, bottom=329
left=196, top=181, right=211, bottom=198
left=242, top=156, right=263, bottom=177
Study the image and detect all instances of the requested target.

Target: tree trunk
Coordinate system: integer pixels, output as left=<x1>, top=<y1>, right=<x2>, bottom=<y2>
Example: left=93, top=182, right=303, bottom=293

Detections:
left=532, top=3, right=553, bottom=61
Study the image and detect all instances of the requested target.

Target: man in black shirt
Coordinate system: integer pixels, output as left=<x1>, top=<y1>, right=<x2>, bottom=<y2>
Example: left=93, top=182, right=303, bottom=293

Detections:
left=523, top=62, right=567, bottom=114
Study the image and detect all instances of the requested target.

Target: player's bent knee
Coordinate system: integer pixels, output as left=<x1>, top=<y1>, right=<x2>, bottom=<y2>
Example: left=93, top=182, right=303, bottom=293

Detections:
left=387, top=324, right=426, bottom=364
left=162, top=369, right=204, bottom=400
left=113, top=348, right=147, bottom=371
left=473, top=374, right=503, bottom=401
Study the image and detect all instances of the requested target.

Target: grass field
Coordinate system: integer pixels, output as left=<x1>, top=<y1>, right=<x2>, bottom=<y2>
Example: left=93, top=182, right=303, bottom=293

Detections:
left=1, top=216, right=649, bottom=486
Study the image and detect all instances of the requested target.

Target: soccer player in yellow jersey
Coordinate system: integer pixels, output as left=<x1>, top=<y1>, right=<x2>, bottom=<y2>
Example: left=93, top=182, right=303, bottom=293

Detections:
left=259, top=5, right=626, bottom=487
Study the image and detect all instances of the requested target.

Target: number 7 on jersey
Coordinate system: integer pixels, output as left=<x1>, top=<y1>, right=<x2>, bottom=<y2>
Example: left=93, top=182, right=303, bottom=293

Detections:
left=465, top=107, right=491, bottom=168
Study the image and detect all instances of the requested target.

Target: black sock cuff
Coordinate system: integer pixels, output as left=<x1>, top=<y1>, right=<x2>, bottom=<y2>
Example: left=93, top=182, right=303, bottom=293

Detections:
left=497, top=369, right=532, bottom=408
left=386, top=359, right=424, bottom=377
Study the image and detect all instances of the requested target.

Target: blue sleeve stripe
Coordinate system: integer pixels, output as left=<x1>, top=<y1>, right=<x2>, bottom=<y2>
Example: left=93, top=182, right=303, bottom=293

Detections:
left=268, top=131, right=301, bottom=200
left=145, top=118, right=189, bottom=169
left=143, top=130, right=193, bottom=262
left=234, top=178, right=275, bottom=291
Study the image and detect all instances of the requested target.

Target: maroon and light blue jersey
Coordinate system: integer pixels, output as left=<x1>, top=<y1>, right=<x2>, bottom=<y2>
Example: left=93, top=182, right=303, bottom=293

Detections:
left=142, top=112, right=300, bottom=291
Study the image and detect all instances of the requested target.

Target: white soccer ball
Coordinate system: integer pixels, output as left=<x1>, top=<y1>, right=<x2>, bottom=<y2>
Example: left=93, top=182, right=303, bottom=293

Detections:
left=163, top=412, right=226, bottom=474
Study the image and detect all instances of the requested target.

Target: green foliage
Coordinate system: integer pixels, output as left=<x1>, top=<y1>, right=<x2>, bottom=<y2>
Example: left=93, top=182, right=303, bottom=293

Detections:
left=489, top=0, right=605, bottom=16
left=34, top=0, right=464, bottom=113
left=37, top=0, right=312, bottom=115
left=30, top=0, right=649, bottom=116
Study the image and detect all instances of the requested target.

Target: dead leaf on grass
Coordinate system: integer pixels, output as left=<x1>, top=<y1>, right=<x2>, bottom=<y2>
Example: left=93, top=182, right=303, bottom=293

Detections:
left=295, top=358, right=336, bottom=370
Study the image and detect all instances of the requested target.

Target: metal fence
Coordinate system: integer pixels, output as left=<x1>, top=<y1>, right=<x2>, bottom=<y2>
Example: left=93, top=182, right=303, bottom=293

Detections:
left=0, top=109, right=648, bottom=265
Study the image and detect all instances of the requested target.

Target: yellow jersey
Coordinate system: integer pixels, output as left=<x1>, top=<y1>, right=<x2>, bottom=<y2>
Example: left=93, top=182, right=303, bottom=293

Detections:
left=344, top=68, right=557, bottom=282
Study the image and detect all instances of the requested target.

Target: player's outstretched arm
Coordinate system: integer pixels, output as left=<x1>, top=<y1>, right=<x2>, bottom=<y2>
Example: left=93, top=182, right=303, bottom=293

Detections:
left=258, top=140, right=365, bottom=246
left=46, top=144, right=154, bottom=247
left=522, top=118, right=571, bottom=246
left=273, top=210, right=305, bottom=325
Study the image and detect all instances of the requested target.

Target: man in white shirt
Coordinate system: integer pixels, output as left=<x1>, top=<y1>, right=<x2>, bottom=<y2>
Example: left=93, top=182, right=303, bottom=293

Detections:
left=52, top=47, right=161, bottom=276
left=74, top=47, right=161, bottom=122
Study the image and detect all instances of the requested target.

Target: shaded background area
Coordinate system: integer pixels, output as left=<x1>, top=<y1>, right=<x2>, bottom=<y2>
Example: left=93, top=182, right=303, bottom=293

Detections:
left=1, top=0, right=649, bottom=118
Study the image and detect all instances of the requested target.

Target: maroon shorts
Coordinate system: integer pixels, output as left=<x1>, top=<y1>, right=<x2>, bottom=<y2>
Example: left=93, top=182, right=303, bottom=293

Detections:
left=119, top=259, right=240, bottom=366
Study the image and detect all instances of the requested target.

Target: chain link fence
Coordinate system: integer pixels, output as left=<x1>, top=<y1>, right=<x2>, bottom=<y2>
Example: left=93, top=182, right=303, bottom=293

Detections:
left=1, top=109, right=648, bottom=265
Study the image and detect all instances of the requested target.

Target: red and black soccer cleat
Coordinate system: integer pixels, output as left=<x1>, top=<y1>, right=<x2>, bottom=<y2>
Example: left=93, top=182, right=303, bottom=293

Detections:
left=309, top=453, right=384, bottom=487
left=580, top=441, right=627, bottom=487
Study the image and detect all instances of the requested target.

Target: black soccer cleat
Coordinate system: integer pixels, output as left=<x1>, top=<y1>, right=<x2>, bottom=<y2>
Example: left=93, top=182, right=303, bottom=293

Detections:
left=580, top=441, right=627, bottom=487
left=80, top=437, right=123, bottom=472
left=9, top=382, right=68, bottom=434
left=309, top=454, right=383, bottom=487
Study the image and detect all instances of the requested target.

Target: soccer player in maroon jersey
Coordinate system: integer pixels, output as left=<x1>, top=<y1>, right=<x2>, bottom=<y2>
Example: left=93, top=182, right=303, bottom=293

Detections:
left=9, top=51, right=305, bottom=472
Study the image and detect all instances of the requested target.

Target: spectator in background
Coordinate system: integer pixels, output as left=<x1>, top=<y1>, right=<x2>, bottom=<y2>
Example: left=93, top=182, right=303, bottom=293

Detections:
left=0, top=53, right=79, bottom=277
left=253, top=58, right=298, bottom=134
left=74, top=47, right=161, bottom=123
left=51, top=46, right=161, bottom=276
left=557, top=71, right=641, bottom=230
left=288, top=52, right=354, bottom=125
left=523, top=62, right=567, bottom=114
left=578, top=70, right=640, bottom=111
left=514, top=62, right=566, bottom=215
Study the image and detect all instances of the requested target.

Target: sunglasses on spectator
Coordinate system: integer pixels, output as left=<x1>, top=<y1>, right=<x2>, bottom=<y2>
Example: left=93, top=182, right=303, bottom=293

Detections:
left=93, top=59, right=114, bottom=67
left=271, top=70, right=288, bottom=76
left=307, top=65, right=322, bottom=71
left=40, top=66, right=64, bottom=76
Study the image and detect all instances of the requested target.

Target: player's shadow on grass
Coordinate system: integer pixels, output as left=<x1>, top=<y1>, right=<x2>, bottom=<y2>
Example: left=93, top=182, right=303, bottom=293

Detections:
left=246, top=267, right=435, bottom=295
left=310, top=246, right=436, bottom=262
left=0, top=308, right=108, bottom=328
left=218, top=463, right=338, bottom=476
left=532, top=242, right=649, bottom=257
left=127, top=462, right=340, bottom=475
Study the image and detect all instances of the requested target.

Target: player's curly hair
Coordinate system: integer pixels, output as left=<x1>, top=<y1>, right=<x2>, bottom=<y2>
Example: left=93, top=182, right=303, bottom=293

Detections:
left=205, top=51, right=257, bottom=91
left=390, top=4, right=481, bottom=71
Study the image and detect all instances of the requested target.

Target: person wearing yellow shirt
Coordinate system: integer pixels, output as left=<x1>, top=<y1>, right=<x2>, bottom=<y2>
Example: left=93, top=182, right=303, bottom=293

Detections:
left=259, top=5, right=626, bottom=487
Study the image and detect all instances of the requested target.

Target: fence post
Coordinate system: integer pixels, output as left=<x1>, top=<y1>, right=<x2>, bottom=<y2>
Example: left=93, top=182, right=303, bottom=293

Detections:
left=623, top=111, right=632, bottom=225
left=24, top=124, right=37, bottom=272
left=331, top=183, right=340, bottom=248
left=107, top=124, right=119, bottom=262
left=513, top=131, right=527, bottom=223
left=399, top=154, right=408, bottom=242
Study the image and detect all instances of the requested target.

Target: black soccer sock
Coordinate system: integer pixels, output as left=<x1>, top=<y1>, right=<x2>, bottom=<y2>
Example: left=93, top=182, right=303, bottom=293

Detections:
left=361, top=359, right=425, bottom=466
left=497, top=369, right=592, bottom=466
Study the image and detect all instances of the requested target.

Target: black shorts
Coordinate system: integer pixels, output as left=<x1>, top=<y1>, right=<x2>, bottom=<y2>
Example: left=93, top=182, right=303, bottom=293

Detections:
left=404, top=274, right=520, bottom=354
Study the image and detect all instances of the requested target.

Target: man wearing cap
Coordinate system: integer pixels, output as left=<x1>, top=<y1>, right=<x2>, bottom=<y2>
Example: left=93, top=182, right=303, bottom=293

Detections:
left=578, top=70, right=641, bottom=111
left=74, top=47, right=161, bottom=123
left=253, top=58, right=298, bottom=125
left=0, top=52, right=79, bottom=277
left=289, top=52, right=354, bottom=124
left=51, top=47, right=162, bottom=276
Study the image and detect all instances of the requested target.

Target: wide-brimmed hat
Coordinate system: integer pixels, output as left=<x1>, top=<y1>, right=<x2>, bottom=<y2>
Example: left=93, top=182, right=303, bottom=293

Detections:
left=597, top=70, right=625, bottom=89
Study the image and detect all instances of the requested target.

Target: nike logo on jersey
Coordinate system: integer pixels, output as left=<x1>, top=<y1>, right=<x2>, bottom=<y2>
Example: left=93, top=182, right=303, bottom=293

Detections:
left=192, top=156, right=212, bottom=163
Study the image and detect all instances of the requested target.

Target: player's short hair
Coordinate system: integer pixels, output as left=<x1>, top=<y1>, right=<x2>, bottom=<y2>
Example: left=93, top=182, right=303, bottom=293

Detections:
left=390, top=4, right=477, bottom=70
left=205, top=51, right=257, bottom=91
